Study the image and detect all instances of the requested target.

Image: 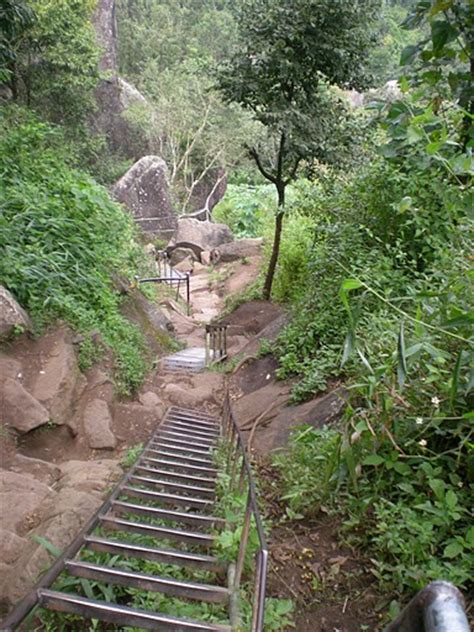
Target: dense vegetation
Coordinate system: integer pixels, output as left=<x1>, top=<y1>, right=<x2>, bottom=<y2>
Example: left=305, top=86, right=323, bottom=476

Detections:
left=0, top=106, right=151, bottom=393
left=1, top=0, right=472, bottom=625
left=216, top=0, right=474, bottom=604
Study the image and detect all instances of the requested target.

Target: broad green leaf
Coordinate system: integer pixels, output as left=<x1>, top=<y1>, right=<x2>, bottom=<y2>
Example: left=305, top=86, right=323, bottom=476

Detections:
left=445, top=489, right=458, bottom=510
left=443, top=541, right=463, bottom=558
left=362, top=454, right=385, bottom=466
left=341, top=278, right=364, bottom=292
left=400, top=45, right=418, bottom=66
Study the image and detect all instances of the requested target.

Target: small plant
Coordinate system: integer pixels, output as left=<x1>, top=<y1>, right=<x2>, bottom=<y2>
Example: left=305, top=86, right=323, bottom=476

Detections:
left=121, top=443, right=144, bottom=468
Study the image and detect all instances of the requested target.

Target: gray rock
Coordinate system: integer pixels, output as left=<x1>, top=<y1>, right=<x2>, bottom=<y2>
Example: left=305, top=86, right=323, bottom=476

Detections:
left=169, top=247, right=197, bottom=266
left=138, top=391, right=161, bottom=408
left=0, top=355, right=22, bottom=379
left=214, top=238, right=263, bottom=262
left=0, top=471, right=53, bottom=533
left=118, top=77, right=147, bottom=109
left=113, top=156, right=177, bottom=239
left=0, top=529, right=28, bottom=564
left=168, top=218, right=233, bottom=258
left=1, top=377, right=50, bottom=433
left=31, top=329, right=80, bottom=425
left=8, top=454, right=61, bottom=485
left=0, top=286, right=32, bottom=339
left=83, top=399, right=117, bottom=449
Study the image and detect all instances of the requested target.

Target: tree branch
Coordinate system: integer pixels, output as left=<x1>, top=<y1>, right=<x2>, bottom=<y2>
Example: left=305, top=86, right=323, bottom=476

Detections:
left=247, top=146, right=277, bottom=184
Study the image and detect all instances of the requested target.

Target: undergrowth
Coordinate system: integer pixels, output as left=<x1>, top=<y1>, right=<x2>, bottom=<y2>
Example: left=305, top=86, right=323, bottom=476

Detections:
left=0, top=106, right=153, bottom=393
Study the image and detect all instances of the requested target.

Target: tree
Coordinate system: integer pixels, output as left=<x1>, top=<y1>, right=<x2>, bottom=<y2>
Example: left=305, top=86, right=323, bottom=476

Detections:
left=0, top=0, right=36, bottom=95
left=215, top=0, right=381, bottom=299
left=400, top=0, right=474, bottom=149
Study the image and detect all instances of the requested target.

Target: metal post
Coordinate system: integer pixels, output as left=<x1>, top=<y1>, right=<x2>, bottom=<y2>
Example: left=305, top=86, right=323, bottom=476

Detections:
left=186, top=273, right=190, bottom=315
left=234, top=492, right=252, bottom=591
left=205, top=327, right=210, bottom=367
left=384, top=581, right=470, bottom=632
left=251, top=550, right=268, bottom=632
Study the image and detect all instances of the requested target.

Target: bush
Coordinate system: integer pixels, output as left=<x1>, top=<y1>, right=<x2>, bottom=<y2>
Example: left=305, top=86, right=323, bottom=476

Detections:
left=0, top=107, right=150, bottom=393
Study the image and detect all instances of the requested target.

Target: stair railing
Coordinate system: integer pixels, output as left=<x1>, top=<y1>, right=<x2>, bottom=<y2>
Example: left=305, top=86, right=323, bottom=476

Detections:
left=384, top=581, right=470, bottom=632
left=205, top=324, right=228, bottom=365
left=222, top=391, right=268, bottom=632
left=135, top=251, right=191, bottom=315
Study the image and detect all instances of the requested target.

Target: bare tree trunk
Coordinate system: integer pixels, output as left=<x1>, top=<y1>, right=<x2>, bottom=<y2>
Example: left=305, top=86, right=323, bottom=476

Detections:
left=263, top=183, right=285, bottom=300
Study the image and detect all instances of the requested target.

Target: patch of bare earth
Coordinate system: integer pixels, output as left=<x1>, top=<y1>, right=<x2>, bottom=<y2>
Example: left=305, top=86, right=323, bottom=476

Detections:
left=258, top=458, right=382, bottom=632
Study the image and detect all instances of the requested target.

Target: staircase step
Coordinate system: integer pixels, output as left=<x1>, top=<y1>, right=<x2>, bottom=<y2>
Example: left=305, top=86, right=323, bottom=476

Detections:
left=167, top=413, right=219, bottom=428
left=142, top=456, right=218, bottom=476
left=112, top=500, right=225, bottom=529
left=129, top=474, right=216, bottom=498
left=166, top=417, right=219, bottom=432
left=157, top=430, right=217, bottom=446
left=84, top=536, right=227, bottom=573
left=133, top=465, right=216, bottom=488
left=148, top=444, right=215, bottom=459
left=152, top=438, right=215, bottom=454
left=100, top=515, right=216, bottom=548
left=162, top=421, right=220, bottom=439
left=169, top=407, right=218, bottom=421
left=144, top=449, right=215, bottom=467
left=39, top=590, right=232, bottom=631
left=65, top=560, right=231, bottom=603
left=120, top=485, right=213, bottom=510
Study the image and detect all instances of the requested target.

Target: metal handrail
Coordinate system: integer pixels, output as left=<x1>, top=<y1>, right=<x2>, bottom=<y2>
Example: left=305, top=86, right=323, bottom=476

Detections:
left=136, top=251, right=191, bottom=315
left=205, top=323, right=228, bottom=365
left=222, top=391, right=268, bottom=631
left=384, top=581, right=470, bottom=632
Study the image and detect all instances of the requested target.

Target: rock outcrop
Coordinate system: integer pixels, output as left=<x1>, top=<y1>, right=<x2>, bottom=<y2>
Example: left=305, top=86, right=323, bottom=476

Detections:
left=167, top=218, right=233, bottom=261
left=1, top=458, right=121, bottom=607
left=1, top=378, right=50, bottom=433
left=92, top=0, right=148, bottom=157
left=31, top=328, right=82, bottom=426
left=0, top=286, right=31, bottom=339
left=83, top=399, right=117, bottom=449
left=112, top=156, right=177, bottom=239
left=212, top=238, right=263, bottom=263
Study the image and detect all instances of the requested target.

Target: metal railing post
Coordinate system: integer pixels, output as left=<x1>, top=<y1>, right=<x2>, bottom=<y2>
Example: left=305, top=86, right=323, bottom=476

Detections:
left=384, top=581, right=470, bottom=632
left=251, top=550, right=268, bottom=632
left=234, top=492, right=252, bottom=590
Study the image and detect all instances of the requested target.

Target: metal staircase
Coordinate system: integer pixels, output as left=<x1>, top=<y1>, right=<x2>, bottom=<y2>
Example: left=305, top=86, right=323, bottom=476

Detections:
left=1, top=403, right=268, bottom=631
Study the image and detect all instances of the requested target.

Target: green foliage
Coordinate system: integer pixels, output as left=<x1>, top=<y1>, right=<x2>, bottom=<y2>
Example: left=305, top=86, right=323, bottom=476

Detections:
left=213, top=184, right=274, bottom=237
left=268, top=5, right=473, bottom=597
left=0, top=107, right=149, bottom=393
left=121, top=443, right=144, bottom=468
left=1, top=0, right=100, bottom=126
left=215, top=0, right=381, bottom=298
left=0, top=0, right=36, bottom=85
left=116, top=0, right=255, bottom=212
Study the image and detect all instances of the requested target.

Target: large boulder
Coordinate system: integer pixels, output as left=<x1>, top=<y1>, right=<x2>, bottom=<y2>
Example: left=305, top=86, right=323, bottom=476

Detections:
left=112, top=156, right=177, bottom=239
left=0, top=286, right=31, bottom=339
left=1, top=377, right=50, bottom=433
left=168, top=218, right=233, bottom=260
left=213, top=238, right=263, bottom=263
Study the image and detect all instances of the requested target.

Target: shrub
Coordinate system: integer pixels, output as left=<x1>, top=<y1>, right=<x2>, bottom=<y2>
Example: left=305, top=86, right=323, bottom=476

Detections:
left=0, top=107, right=150, bottom=393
